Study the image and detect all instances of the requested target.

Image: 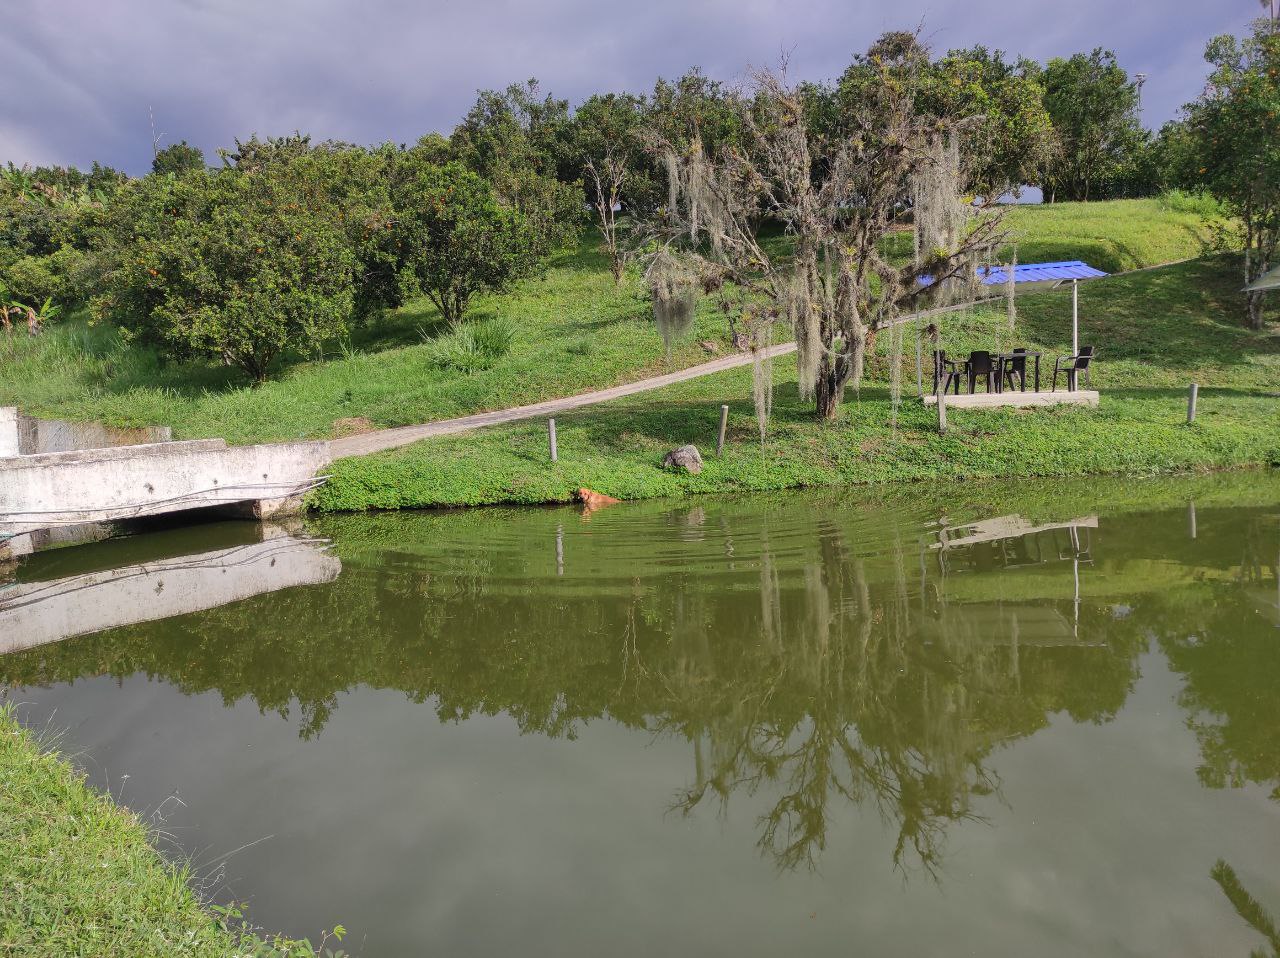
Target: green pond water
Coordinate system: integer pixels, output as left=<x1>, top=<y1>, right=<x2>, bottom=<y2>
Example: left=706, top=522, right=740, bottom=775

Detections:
left=3, top=472, right=1280, bottom=956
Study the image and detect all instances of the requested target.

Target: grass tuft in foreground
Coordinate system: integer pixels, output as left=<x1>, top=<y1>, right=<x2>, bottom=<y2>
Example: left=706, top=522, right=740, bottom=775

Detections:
left=0, top=704, right=340, bottom=957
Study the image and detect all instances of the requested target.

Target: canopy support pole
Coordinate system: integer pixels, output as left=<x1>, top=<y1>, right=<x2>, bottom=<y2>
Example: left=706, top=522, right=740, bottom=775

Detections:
left=1071, top=279, right=1079, bottom=356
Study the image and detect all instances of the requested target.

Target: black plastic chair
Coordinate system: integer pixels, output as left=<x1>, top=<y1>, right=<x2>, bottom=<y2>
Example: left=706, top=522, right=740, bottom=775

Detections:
left=932, top=350, right=961, bottom=395
left=965, top=350, right=995, bottom=394
left=1002, top=348, right=1028, bottom=392
left=1052, top=345, right=1094, bottom=392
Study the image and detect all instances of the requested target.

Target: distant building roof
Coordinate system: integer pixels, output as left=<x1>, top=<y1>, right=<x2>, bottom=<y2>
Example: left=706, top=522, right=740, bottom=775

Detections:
left=977, top=261, right=1109, bottom=285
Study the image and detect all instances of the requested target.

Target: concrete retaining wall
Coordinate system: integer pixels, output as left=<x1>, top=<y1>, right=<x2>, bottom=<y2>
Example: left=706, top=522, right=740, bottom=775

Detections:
left=0, top=408, right=18, bottom=458
left=0, top=406, right=170, bottom=457
left=0, top=438, right=332, bottom=536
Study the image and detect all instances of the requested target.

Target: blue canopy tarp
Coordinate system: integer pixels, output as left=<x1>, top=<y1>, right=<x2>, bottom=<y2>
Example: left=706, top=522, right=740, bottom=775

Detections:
left=976, top=261, right=1108, bottom=285
left=920, top=260, right=1108, bottom=287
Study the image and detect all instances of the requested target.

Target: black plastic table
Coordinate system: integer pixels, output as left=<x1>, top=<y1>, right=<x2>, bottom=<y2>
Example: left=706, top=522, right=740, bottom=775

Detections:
left=994, top=351, right=1042, bottom=393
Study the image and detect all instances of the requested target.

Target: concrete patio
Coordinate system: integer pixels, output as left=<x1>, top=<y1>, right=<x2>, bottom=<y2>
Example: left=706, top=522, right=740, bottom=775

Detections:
left=922, top=390, right=1100, bottom=409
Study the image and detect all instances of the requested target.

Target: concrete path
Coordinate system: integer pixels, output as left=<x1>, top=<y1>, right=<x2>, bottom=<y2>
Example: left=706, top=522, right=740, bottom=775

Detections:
left=329, top=342, right=798, bottom=458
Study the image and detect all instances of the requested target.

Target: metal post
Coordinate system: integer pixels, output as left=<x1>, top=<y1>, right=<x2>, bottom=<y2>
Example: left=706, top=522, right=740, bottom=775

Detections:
left=1187, top=501, right=1197, bottom=539
left=1187, top=383, right=1199, bottom=424
left=936, top=379, right=948, bottom=434
left=1071, top=279, right=1079, bottom=357
left=548, top=418, right=558, bottom=462
left=716, top=404, right=729, bottom=456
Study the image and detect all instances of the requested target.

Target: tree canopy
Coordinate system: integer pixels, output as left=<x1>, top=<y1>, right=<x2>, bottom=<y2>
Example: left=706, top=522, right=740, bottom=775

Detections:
left=1038, top=49, right=1146, bottom=202
left=93, top=164, right=356, bottom=382
left=1178, top=23, right=1280, bottom=328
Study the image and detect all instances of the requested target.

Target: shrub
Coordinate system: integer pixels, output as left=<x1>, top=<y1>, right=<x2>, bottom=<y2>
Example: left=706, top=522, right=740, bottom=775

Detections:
left=4, top=247, right=89, bottom=308
left=1158, top=189, right=1224, bottom=218
left=93, top=166, right=355, bottom=383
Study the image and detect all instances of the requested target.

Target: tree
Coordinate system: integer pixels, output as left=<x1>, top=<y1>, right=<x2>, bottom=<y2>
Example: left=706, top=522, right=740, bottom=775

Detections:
left=450, top=80, right=582, bottom=253
left=0, top=163, right=122, bottom=317
left=386, top=159, right=549, bottom=324
left=151, top=140, right=206, bottom=176
left=1181, top=25, right=1280, bottom=329
left=648, top=68, right=744, bottom=158
left=568, top=93, right=654, bottom=282
left=649, top=40, right=1005, bottom=423
left=218, top=132, right=316, bottom=172
left=835, top=40, right=1055, bottom=199
left=93, top=165, right=355, bottom=382
left=1039, top=49, right=1145, bottom=202
left=920, top=47, right=1055, bottom=198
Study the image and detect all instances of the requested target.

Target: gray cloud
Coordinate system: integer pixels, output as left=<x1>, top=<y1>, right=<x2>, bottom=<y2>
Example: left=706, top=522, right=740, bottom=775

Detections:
left=0, top=0, right=1260, bottom=174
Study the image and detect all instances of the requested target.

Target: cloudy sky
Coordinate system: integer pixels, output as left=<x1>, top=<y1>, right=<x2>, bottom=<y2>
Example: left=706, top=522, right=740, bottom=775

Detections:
left=1, top=0, right=1263, bottom=175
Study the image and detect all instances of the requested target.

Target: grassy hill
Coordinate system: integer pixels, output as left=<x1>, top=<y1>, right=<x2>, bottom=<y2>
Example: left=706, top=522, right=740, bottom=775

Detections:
left=0, top=197, right=1228, bottom=445
left=313, top=255, right=1280, bottom=511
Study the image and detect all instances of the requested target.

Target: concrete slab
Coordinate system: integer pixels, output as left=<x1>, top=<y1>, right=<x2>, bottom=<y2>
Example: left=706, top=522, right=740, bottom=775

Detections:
left=0, top=408, right=17, bottom=458
left=922, top=390, right=1099, bottom=409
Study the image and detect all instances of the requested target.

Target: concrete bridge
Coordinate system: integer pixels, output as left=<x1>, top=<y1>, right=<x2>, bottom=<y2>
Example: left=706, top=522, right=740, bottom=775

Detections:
left=0, top=408, right=331, bottom=542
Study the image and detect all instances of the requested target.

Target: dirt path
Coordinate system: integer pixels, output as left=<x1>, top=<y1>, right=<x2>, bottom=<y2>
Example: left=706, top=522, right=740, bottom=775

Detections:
left=329, top=342, right=799, bottom=459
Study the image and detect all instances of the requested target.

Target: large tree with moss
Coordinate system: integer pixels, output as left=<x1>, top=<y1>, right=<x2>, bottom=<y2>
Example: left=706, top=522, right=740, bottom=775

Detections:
left=647, top=35, right=1006, bottom=423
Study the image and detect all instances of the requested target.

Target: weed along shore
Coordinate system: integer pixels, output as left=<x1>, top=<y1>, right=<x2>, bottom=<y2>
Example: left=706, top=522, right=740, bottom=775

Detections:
left=0, top=705, right=340, bottom=957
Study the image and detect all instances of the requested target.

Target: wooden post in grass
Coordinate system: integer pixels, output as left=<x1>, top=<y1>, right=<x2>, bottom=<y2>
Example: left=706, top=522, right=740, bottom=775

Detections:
left=1186, top=383, right=1199, bottom=424
left=936, top=377, right=948, bottom=434
left=548, top=418, right=558, bottom=462
left=915, top=337, right=924, bottom=397
left=716, top=404, right=729, bottom=456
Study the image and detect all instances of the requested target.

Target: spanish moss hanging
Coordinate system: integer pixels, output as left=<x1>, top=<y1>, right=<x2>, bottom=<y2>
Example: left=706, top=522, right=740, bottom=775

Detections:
left=646, top=247, right=699, bottom=357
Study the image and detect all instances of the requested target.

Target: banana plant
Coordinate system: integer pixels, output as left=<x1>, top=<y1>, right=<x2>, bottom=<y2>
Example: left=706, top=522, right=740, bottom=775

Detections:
left=30, top=296, right=61, bottom=334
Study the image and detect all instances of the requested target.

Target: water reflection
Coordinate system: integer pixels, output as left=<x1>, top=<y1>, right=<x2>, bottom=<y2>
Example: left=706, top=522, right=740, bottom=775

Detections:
left=1159, top=511, right=1280, bottom=800
left=0, top=523, right=339, bottom=653
left=2, top=476, right=1280, bottom=951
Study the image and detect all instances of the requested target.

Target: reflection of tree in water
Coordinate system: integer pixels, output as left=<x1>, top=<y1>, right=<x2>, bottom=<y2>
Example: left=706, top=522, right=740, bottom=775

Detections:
left=1160, top=514, right=1280, bottom=799
left=0, top=501, right=1146, bottom=872
left=649, top=514, right=1137, bottom=873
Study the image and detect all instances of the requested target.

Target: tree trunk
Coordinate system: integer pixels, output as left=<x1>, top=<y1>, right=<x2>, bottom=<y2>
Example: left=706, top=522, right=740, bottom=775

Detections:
left=814, top=352, right=850, bottom=421
left=1247, top=290, right=1266, bottom=330
left=815, top=373, right=842, bottom=420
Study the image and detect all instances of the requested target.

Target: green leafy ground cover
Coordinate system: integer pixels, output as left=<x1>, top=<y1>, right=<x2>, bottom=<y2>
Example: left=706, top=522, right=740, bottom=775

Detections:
left=0, top=199, right=1223, bottom=445
left=314, top=256, right=1280, bottom=511
left=0, top=705, right=328, bottom=957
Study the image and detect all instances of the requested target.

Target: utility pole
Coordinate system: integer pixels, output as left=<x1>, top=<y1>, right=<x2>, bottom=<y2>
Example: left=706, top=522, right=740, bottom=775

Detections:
left=1134, top=73, right=1148, bottom=127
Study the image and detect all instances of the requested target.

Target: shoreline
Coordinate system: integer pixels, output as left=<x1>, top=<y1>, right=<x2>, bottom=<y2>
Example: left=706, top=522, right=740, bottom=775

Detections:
left=310, top=383, right=1280, bottom=514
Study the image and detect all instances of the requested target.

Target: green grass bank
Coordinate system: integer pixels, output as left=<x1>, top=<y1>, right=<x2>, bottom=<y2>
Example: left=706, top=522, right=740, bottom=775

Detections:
left=0, top=198, right=1223, bottom=445
left=313, top=255, right=1280, bottom=511
left=0, top=705, right=324, bottom=957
